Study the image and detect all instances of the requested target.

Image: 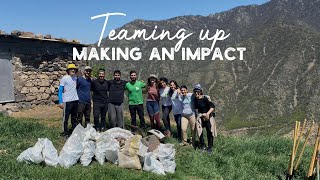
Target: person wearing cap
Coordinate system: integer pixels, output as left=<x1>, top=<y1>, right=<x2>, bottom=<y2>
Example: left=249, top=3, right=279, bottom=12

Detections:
left=125, top=70, right=147, bottom=129
left=146, top=74, right=161, bottom=130
left=193, top=84, right=216, bottom=154
left=159, top=77, right=173, bottom=137
left=58, top=63, right=79, bottom=137
left=108, top=70, right=127, bottom=128
left=91, top=68, right=109, bottom=132
left=76, top=66, right=92, bottom=127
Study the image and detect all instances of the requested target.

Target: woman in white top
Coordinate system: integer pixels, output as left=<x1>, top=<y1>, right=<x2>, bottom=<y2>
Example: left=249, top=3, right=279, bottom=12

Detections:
left=169, top=80, right=183, bottom=142
left=159, top=77, right=172, bottom=137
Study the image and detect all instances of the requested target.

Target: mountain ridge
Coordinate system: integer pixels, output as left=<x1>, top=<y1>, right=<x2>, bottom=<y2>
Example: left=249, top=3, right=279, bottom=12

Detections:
left=91, top=0, right=320, bottom=131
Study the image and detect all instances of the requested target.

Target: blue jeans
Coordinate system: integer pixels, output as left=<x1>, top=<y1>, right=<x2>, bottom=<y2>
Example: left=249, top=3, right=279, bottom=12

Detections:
left=174, top=114, right=182, bottom=142
left=146, top=101, right=160, bottom=116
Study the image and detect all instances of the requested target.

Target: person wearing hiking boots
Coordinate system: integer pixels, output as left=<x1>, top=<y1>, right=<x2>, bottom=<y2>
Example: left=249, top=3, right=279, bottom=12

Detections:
left=179, top=85, right=196, bottom=147
left=58, top=63, right=79, bottom=138
left=159, top=77, right=173, bottom=137
left=125, top=70, right=147, bottom=130
left=146, top=74, right=161, bottom=130
left=194, top=84, right=217, bottom=155
left=108, top=70, right=127, bottom=129
left=169, top=80, right=183, bottom=142
left=76, top=66, right=92, bottom=127
left=91, top=68, right=109, bottom=132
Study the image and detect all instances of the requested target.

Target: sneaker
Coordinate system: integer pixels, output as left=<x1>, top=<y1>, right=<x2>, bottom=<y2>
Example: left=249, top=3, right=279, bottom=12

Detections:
left=207, top=147, right=213, bottom=155
left=140, top=124, right=147, bottom=129
left=179, top=142, right=189, bottom=146
left=60, top=132, right=68, bottom=137
left=200, top=145, right=206, bottom=152
left=164, top=130, right=171, bottom=137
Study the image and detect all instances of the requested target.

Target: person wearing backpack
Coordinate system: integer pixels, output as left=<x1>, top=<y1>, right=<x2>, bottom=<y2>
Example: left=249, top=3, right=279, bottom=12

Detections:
left=193, top=84, right=217, bottom=154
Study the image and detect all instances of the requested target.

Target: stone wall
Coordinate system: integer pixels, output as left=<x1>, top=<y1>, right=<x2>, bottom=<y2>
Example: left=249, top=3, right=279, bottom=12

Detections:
left=0, top=56, right=85, bottom=115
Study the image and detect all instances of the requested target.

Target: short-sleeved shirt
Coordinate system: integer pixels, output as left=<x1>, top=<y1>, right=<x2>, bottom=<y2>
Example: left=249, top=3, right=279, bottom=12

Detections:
left=77, top=76, right=91, bottom=104
left=147, top=85, right=159, bottom=101
left=179, top=93, right=195, bottom=116
left=159, top=86, right=172, bottom=106
left=59, top=75, right=79, bottom=103
left=125, top=81, right=146, bottom=105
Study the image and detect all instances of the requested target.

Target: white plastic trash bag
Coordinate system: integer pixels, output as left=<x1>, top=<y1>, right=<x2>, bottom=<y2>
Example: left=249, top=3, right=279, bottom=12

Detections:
left=94, top=133, right=109, bottom=165
left=105, top=138, right=120, bottom=164
left=80, top=140, right=95, bottom=166
left=42, top=138, right=59, bottom=167
left=59, top=125, right=85, bottom=168
left=17, top=138, right=44, bottom=164
left=104, top=127, right=133, bottom=140
left=83, top=124, right=97, bottom=142
left=138, top=141, right=148, bottom=158
left=143, top=152, right=165, bottom=175
left=158, top=143, right=176, bottom=173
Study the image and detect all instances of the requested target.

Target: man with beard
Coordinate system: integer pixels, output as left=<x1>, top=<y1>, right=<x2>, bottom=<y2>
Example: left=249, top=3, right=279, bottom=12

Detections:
left=91, top=68, right=109, bottom=132
left=76, top=66, right=92, bottom=127
left=108, top=70, right=127, bottom=128
left=125, top=70, right=146, bottom=129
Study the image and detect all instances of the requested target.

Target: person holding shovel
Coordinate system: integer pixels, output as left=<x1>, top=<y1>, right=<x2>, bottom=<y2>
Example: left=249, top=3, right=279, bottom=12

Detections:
left=193, top=84, right=217, bottom=154
left=58, top=64, right=79, bottom=137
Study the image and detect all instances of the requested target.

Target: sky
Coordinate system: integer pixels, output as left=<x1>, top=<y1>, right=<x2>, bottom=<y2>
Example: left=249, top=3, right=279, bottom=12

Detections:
left=0, top=0, right=269, bottom=44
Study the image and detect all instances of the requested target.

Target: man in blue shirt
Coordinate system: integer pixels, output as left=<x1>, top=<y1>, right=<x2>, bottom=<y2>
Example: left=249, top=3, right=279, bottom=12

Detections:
left=77, top=66, right=92, bottom=127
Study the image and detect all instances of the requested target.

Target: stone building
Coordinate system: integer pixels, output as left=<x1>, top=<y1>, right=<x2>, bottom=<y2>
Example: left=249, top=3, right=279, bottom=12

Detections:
left=0, top=34, right=87, bottom=115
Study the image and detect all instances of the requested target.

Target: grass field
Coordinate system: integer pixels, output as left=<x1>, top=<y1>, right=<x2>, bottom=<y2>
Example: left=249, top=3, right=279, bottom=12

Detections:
left=0, top=113, right=315, bottom=180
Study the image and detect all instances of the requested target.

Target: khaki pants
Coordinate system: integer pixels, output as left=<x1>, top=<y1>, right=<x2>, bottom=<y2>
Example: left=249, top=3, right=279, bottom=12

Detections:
left=181, top=114, right=196, bottom=145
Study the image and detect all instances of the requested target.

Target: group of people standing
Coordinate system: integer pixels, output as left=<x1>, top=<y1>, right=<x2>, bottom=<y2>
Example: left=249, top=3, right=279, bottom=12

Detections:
left=58, top=64, right=217, bottom=153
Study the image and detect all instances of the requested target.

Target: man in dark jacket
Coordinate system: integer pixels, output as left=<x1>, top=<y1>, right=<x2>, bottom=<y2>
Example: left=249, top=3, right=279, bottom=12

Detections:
left=77, top=66, right=92, bottom=127
left=91, top=68, right=109, bottom=132
left=108, top=70, right=127, bottom=128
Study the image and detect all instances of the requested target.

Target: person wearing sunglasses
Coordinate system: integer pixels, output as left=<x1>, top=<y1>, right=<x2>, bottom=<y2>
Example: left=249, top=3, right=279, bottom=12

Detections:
left=58, top=64, right=79, bottom=138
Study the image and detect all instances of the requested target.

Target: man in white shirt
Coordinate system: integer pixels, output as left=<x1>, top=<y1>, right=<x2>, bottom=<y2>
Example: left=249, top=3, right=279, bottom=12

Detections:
left=58, top=64, right=79, bottom=137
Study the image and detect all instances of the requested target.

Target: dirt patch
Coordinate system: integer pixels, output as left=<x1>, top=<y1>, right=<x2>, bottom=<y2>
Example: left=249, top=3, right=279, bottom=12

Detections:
left=11, top=105, right=63, bottom=128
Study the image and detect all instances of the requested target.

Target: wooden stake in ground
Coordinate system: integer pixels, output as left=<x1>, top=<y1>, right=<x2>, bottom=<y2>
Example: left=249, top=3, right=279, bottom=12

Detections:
left=295, top=119, right=306, bottom=155
left=288, top=121, right=299, bottom=177
left=294, top=121, right=314, bottom=171
left=308, top=127, right=320, bottom=177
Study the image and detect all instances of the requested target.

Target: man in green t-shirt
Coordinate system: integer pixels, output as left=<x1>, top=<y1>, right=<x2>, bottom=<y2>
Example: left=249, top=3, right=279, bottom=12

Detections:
left=125, top=70, right=146, bottom=128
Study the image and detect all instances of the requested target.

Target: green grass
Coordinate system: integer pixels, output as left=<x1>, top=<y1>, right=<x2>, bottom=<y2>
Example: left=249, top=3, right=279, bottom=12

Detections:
left=0, top=114, right=314, bottom=179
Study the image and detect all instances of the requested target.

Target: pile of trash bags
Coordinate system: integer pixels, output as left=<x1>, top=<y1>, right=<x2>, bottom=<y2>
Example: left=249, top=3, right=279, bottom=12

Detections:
left=17, top=124, right=176, bottom=175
